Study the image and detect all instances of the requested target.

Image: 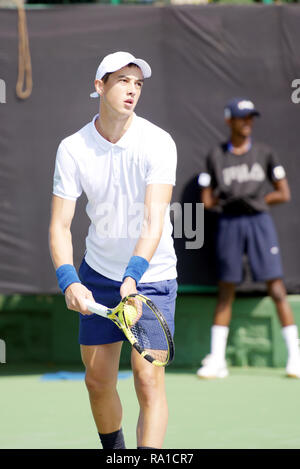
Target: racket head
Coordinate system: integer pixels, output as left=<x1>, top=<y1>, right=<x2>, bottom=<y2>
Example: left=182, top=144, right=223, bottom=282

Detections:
left=119, top=293, right=175, bottom=367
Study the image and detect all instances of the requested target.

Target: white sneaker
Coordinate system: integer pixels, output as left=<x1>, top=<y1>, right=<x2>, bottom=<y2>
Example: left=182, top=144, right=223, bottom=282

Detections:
left=286, top=356, right=300, bottom=378
left=197, top=354, right=229, bottom=379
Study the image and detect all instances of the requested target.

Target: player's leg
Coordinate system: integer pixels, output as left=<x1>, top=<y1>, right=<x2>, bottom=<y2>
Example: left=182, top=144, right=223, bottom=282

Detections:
left=211, top=280, right=235, bottom=359
left=213, top=215, right=243, bottom=330
left=81, top=342, right=126, bottom=448
left=197, top=282, right=235, bottom=379
left=131, top=349, right=167, bottom=449
left=197, top=215, right=244, bottom=379
left=267, top=278, right=294, bottom=327
left=267, top=279, right=300, bottom=378
left=214, top=280, right=236, bottom=326
left=77, top=258, right=130, bottom=446
left=132, top=278, right=177, bottom=448
left=248, top=213, right=300, bottom=378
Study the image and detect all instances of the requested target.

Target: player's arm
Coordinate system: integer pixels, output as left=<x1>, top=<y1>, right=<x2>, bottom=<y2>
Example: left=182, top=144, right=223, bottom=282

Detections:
left=265, top=153, right=291, bottom=205
left=135, top=183, right=173, bottom=259
left=264, top=178, right=291, bottom=205
left=198, top=155, right=218, bottom=209
left=201, top=186, right=219, bottom=208
left=49, top=195, right=94, bottom=314
left=120, top=183, right=173, bottom=298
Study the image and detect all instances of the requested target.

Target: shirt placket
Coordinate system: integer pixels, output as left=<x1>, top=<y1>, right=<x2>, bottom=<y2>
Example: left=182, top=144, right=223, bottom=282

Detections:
left=111, top=146, right=120, bottom=185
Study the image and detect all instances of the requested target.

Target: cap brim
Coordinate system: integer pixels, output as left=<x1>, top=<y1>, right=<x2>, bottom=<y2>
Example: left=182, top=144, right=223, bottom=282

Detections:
left=229, top=110, right=261, bottom=118
left=131, top=58, right=152, bottom=79
left=242, top=110, right=260, bottom=117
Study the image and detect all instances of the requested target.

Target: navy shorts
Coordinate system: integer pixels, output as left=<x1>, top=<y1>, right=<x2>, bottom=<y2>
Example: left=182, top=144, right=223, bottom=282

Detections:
left=78, top=258, right=178, bottom=346
left=216, top=212, right=283, bottom=284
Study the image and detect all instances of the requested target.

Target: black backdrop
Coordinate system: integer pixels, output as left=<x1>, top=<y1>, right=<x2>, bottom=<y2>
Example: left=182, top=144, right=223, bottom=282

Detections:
left=0, top=4, right=299, bottom=294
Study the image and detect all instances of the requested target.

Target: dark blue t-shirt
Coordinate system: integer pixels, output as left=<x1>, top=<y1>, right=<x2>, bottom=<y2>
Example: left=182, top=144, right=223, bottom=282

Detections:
left=198, top=142, right=286, bottom=214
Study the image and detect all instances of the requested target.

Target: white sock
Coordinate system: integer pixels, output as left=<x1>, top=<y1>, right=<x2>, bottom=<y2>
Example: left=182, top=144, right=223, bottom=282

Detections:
left=282, top=325, right=300, bottom=361
left=210, top=325, right=229, bottom=362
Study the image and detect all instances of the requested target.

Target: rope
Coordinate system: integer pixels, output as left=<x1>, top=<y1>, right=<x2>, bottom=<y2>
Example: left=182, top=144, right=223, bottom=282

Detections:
left=13, top=0, right=33, bottom=100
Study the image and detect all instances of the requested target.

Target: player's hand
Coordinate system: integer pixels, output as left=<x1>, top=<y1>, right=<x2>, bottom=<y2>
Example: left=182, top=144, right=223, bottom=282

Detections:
left=120, top=277, right=137, bottom=299
left=120, top=277, right=142, bottom=321
left=64, top=282, right=95, bottom=315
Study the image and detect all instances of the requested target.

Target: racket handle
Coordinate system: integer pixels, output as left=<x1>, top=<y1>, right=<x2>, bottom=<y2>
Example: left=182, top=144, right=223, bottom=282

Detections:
left=84, top=299, right=109, bottom=318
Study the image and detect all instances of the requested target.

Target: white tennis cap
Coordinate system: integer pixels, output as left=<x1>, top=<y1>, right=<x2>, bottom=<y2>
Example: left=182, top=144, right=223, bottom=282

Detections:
left=90, top=51, right=152, bottom=98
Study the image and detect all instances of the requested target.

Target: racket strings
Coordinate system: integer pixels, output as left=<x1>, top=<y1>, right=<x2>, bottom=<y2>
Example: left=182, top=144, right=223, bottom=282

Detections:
left=126, top=300, right=170, bottom=364
left=123, top=298, right=143, bottom=326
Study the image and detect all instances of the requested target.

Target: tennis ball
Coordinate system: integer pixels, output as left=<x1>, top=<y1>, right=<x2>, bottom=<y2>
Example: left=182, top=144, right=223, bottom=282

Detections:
left=124, top=304, right=138, bottom=326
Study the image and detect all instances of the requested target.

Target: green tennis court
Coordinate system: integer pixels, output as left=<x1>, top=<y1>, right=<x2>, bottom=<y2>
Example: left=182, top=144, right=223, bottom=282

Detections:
left=1, top=364, right=300, bottom=449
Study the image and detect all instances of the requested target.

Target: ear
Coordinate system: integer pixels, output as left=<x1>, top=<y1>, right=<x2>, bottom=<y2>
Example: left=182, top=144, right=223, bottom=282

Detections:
left=94, top=79, right=105, bottom=97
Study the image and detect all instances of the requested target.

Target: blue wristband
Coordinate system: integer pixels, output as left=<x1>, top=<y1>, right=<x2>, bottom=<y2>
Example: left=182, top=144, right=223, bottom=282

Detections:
left=122, top=256, right=149, bottom=285
left=56, top=264, right=81, bottom=294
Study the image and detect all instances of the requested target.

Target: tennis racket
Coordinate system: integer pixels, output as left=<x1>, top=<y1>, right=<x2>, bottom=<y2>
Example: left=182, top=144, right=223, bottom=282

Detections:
left=84, top=293, right=174, bottom=367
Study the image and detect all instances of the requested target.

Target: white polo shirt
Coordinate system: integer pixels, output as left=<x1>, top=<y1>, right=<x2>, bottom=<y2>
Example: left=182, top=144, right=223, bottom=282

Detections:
left=53, top=113, right=177, bottom=282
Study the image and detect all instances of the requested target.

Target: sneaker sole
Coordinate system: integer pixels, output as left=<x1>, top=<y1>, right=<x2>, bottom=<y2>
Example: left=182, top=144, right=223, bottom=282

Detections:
left=286, top=372, right=300, bottom=379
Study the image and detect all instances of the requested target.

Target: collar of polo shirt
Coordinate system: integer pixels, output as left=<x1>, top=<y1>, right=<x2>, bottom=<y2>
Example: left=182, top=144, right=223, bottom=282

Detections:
left=91, top=114, right=137, bottom=150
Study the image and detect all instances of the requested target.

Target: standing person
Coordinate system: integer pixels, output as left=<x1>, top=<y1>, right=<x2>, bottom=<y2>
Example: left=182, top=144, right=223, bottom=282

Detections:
left=197, top=97, right=300, bottom=379
left=49, top=51, right=178, bottom=449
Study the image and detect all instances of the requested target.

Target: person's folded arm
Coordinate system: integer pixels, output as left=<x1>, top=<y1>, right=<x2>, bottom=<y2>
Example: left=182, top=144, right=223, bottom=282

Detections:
left=264, top=178, right=291, bottom=205
left=201, top=186, right=219, bottom=209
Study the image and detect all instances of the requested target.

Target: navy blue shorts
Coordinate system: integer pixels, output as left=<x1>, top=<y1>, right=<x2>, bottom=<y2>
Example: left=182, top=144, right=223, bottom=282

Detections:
left=78, top=258, right=178, bottom=346
left=216, top=212, right=283, bottom=284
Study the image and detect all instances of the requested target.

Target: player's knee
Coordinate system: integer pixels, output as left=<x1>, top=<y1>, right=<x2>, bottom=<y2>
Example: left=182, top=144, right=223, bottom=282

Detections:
left=85, top=372, right=113, bottom=398
left=134, top=369, right=159, bottom=400
left=268, top=280, right=286, bottom=303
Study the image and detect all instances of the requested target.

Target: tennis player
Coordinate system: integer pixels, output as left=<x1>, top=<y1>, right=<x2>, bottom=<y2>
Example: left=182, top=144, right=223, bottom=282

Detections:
left=197, top=97, right=300, bottom=379
left=49, top=51, right=178, bottom=449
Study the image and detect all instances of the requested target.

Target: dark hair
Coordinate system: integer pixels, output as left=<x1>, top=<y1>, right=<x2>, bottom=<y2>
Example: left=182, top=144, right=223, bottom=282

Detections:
left=102, top=63, right=141, bottom=84
left=102, top=72, right=111, bottom=84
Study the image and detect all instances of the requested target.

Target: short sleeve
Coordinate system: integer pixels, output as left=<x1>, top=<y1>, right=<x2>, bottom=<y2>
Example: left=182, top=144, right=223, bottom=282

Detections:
left=53, top=142, right=83, bottom=200
left=197, top=152, right=214, bottom=188
left=267, top=150, right=286, bottom=182
left=145, top=134, right=177, bottom=186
